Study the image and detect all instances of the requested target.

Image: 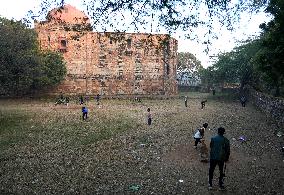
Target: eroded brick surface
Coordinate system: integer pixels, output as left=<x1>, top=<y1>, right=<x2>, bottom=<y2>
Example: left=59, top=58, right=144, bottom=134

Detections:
left=35, top=4, right=178, bottom=96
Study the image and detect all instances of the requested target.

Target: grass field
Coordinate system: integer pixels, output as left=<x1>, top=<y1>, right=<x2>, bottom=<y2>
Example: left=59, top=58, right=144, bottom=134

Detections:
left=0, top=92, right=283, bottom=194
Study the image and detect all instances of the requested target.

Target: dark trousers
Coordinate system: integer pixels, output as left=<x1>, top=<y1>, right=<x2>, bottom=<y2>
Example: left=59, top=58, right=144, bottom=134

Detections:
left=201, top=103, right=205, bottom=109
left=208, top=159, right=225, bottom=187
left=83, top=112, right=88, bottom=120
left=194, top=138, right=201, bottom=146
left=148, top=118, right=152, bottom=125
left=185, top=100, right=187, bottom=107
left=241, top=101, right=246, bottom=107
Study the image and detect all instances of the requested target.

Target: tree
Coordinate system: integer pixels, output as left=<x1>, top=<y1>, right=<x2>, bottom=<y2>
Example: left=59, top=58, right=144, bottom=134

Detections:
left=0, top=17, right=66, bottom=96
left=198, top=66, right=218, bottom=89
left=255, top=0, right=284, bottom=96
left=177, top=52, right=201, bottom=71
left=177, top=52, right=202, bottom=86
left=199, top=39, right=262, bottom=90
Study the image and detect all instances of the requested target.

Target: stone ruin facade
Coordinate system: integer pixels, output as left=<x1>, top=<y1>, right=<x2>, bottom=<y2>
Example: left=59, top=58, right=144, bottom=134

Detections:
left=35, top=4, right=178, bottom=96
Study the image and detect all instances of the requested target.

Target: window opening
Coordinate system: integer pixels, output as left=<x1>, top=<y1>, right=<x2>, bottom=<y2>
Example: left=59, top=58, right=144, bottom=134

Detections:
left=127, top=39, right=131, bottom=49
left=61, top=40, right=67, bottom=48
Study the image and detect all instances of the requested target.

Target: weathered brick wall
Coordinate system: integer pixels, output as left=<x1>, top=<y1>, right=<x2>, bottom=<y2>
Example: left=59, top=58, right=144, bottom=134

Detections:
left=35, top=4, right=178, bottom=96
left=249, top=87, right=284, bottom=126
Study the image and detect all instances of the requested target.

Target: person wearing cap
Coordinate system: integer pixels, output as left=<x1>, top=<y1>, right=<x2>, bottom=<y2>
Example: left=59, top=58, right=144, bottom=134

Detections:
left=208, top=127, right=230, bottom=191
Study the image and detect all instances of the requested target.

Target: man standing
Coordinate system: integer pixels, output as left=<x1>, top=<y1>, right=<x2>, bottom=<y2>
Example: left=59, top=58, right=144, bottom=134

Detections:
left=96, top=94, right=100, bottom=105
left=208, top=127, right=230, bottom=191
left=184, top=96, right=188, bottom=107
left=240, top=96, right=247, bottom=107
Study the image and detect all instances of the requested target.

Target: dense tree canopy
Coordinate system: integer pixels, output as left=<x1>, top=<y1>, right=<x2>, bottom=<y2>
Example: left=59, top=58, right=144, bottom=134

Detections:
left=198, top=0, right=284, bottom=96
left=208, top=39, right=262, bottom=88
left=255, top=0, right=284, bottom=96
left=177, top=52, right=202, bottom=86
left=177, top=52, right=201, bottom=72
left=0, top=17, right=66, bottom=96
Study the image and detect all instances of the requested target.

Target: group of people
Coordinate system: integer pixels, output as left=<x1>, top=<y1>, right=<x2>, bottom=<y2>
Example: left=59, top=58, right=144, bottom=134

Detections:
left=57, top=93, right=231, bottom=190
left=80, top=94, right=100, bottom=105
left=183, top=94, right=247, bottom=109
left=55, top=93, right=69, bottom=106
left=184, top=96, right=208, bottom=109
left=194, top=123, right=230, bottom=191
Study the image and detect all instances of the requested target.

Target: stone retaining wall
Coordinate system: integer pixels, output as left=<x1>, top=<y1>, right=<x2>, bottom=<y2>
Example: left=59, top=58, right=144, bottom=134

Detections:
left=249, top=88, right=284, bottom=127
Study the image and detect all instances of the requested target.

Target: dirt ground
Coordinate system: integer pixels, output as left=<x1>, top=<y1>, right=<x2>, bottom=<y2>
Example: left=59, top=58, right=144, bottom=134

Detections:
left=0, top=94, right=283, bottom=194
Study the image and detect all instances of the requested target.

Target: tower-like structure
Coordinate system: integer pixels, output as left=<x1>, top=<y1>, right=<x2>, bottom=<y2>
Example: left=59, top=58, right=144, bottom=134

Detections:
left=35, top=4, right=178, bottom=96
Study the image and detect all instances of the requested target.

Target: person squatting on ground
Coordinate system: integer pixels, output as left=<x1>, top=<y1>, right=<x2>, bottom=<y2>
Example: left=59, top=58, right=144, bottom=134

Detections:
left=147, top=107, right=152, bottom=125
left=82, top=106, right=88, bottom=120
left=184, top=96, right=188, bottom=107
left=194, top=123, right=208, bottom=148
left=208, top=127, right=230, bottom=191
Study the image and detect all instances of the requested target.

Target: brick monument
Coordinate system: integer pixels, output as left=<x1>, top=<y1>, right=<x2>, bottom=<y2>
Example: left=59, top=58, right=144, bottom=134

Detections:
left=35, top=4, right=178, bottom=96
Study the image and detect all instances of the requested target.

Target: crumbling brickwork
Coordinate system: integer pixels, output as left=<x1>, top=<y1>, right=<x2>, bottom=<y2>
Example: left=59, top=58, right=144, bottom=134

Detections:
left=35, top=4, right=178, bottom=96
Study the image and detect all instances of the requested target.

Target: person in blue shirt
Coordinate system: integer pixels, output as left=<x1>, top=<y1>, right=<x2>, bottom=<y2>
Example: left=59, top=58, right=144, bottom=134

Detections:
left=208, top=127, right=230, bottom=191
left=82, top=106, right=88, bottom=120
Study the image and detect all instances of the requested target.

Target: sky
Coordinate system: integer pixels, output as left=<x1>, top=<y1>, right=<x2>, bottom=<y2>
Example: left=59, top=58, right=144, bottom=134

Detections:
left=0, top=0, right=272, bottom=68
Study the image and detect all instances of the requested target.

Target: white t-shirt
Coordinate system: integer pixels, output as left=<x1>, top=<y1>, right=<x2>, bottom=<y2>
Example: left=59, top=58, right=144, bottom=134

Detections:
left=194, top=130, right=202, bottom=139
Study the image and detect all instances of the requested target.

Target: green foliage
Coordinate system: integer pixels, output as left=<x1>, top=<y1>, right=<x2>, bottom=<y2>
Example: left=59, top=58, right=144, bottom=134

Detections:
left=177, top=52, right=202, bottom=86
left=254, top=0, right=284, bottom=96
left=198, top=66, right=218, bottom=88
left=199, top=38, right=263, bottom=90
left=33, top=52, right=66, bottom=89
left=177, top=52, right=201, bottom=71
left=0, top=17, right=66, bottom=96
left=199, top=0, right=284, bottom=96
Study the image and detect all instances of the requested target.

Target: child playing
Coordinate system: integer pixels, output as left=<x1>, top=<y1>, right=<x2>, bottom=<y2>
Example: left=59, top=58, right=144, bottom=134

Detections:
left=82, top=106, right=88, bottom=120
left=194, top=123, right=208, bottom=148
left=240, top=96, right=247, bottom=107
left=201, top=100, right=207, bottom=109
left=96, top=94, right=100, bottom=105
left=147, top=107, right=152, bottom=125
